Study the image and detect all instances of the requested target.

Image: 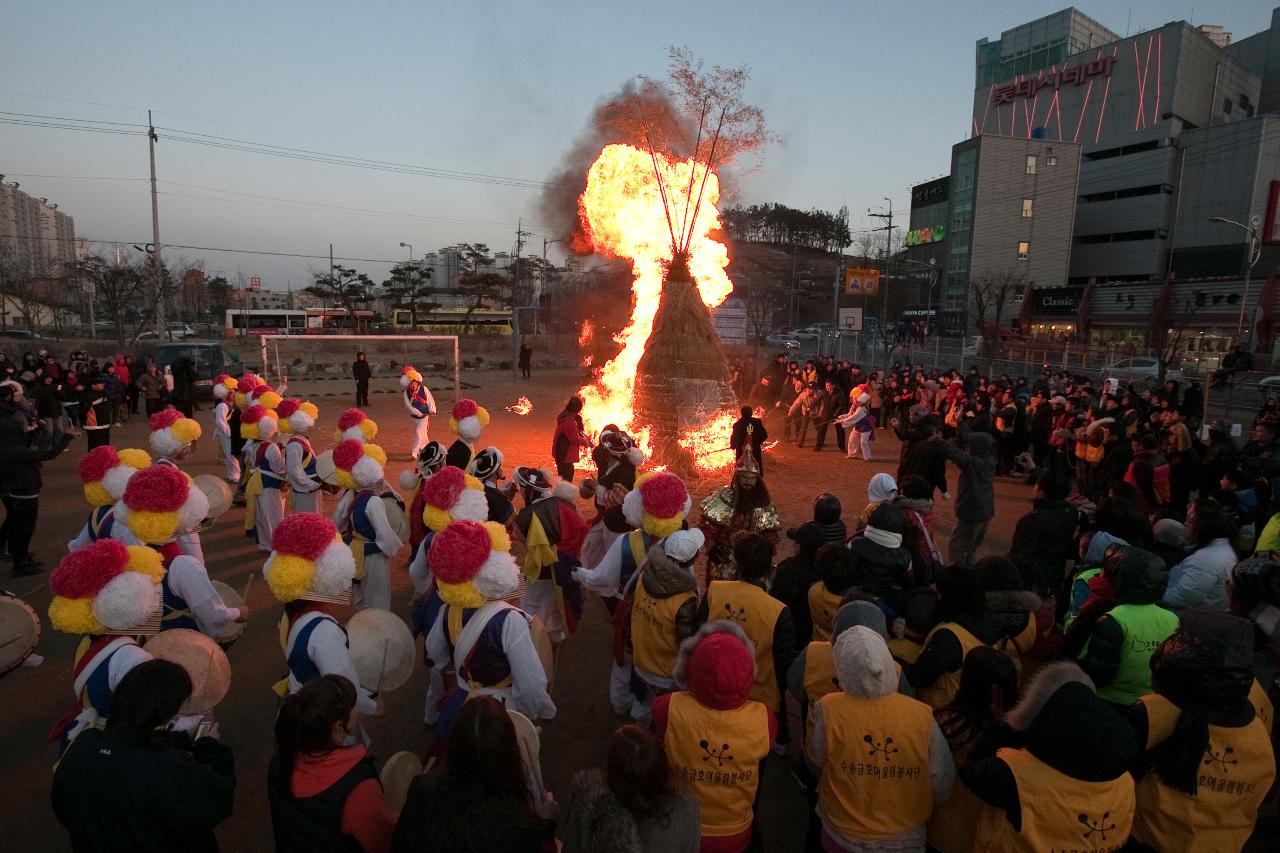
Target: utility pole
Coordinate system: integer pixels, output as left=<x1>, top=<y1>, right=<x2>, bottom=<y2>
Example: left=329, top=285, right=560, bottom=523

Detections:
left=513, top=219, right=532, bottom=331
left=148, top=110, right=165, bottom=339
left=540, top=237, right=562, bottom=336
left=869, top=198, right=894, bottom=349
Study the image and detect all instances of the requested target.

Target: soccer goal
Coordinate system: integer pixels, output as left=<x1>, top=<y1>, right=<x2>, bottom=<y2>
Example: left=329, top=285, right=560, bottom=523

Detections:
left=257, top=334, right=460, bottom=402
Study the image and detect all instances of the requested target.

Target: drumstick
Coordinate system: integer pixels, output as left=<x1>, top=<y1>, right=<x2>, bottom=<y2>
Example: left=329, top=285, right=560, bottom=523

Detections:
left=240, top=574, right=255, bottom=605
left=373, top=638, right=389, bottom=694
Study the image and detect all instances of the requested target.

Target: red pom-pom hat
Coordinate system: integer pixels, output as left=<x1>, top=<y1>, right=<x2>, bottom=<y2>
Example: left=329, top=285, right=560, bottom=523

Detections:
left=427, top=520, right=490, bottom=584
left=271, top=512, right=338, bottom=560
left=78, top=446, right=118, bottom=484
left=51, top=539, right=127, bottom=598
left=122, top=464, right=188, bottom=513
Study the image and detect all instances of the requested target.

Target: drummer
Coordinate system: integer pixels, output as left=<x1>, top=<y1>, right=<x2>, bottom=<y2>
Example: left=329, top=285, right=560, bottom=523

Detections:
left=68, top=446, right=150, bottom=551
left=468, top=446, right=515, bottom=526
left=511, top=466, right=589, bottom=644
left=46, top=539, right=160, bottom=748
left=229, top=373, right=262, bottom=506
left=330, top=439, right=403, bottom=611
left=264, top=513, right=379, bottom=718
left=147, top=407, right=207, bottom=561
left=425, top=519, right=556, bottom=729
left=211, top=374, right=239, bottom=483
left=242, top=404, right=286, bottom=552
left=112, top=465, right=246, bottom=637
left=401, top=440, right=446, bottom=557
left=276, top=397, right=323, bottom=513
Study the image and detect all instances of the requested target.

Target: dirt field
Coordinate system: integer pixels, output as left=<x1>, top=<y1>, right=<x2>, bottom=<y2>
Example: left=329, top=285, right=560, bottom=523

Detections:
left=2, top=366, right=1043, bottom=851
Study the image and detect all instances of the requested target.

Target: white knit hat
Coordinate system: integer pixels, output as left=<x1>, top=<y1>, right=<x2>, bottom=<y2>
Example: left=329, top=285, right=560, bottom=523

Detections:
left=833, top=625, right=898, bottom=699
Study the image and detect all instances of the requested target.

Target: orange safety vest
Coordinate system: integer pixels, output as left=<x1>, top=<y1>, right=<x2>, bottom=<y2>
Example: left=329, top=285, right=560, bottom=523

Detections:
left=706, top=580, right=786, bottom=709
left=915, top=622, right=985, bottom=710
left=974, top=747, right=1134, bottom=853
left=807, top=582, right=843, bottom=642
left=630, top=580, right=695, bottom=682
left=664, top=691, right=770, bottom=838
left=801, top=642, right=839, bottom=763
left=816, top=691, right=935, bottom=843
left=1132, top=693, right=1275, bottom=852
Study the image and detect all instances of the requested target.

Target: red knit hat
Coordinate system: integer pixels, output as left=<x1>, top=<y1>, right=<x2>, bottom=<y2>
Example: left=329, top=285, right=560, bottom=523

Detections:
left=680, top=623, right=756, bottom=710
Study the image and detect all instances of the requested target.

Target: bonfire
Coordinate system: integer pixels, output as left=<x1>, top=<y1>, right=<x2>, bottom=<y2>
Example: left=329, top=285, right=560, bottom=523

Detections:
left=571, top=49, right=772, bottom=476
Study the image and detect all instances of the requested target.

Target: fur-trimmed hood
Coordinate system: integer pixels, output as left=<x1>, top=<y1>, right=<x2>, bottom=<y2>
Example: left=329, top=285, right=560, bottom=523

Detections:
left=640, top=542, right=698, bottom=598
left=567, top=770, right=643, bottom=853
left=1003, top=661, right=1136, bottom=781
left=892, top=495, right=933, bottom=513
left=672, top=620, right=756, bottom=710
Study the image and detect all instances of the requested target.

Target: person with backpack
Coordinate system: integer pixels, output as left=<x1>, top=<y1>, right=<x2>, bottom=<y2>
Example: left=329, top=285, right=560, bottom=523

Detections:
left=269, top=675, right=396, bottom=852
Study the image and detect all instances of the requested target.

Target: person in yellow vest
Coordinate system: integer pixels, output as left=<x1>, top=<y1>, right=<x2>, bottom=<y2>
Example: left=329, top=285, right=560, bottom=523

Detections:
left=807, top=543, right=857, bottom=643
left=629, top=529, right=703, bottom=722
left=1126, top=627, right=1276, bottom=851
left=788, top=600, right=913, bottom=850
left=653, top=621, right=775, bottom=853
left=813, top=625, right=955, bottom=850
left=1179, top=605, right=1274, bottom=733
left=698, top=532, right=797, bottom=748
left=967, top=662, right=1137, bottom=852
left=928, top=646, right=1020, bottom=853
left=1076, top=546, right=1178, bottom=710
left=902, top=566, right=990, bottom=709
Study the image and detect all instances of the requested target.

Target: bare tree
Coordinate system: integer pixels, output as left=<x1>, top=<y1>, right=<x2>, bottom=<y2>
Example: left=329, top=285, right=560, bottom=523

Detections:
left=69, top=255, right=151, bottom=348
left=1150, top=292, right=1196, bottom=383
left=0, top=244, right=40, bottom=331
left=970, top=271, right=1024, bottom=360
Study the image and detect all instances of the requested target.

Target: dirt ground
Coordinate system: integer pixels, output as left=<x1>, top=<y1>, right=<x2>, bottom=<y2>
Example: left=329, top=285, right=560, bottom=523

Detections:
left=0, top=366, right=1101, bottom=851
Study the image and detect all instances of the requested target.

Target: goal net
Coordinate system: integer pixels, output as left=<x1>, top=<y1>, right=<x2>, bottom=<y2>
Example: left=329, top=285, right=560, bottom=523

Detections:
left=257, top=335, right=460, bottom=403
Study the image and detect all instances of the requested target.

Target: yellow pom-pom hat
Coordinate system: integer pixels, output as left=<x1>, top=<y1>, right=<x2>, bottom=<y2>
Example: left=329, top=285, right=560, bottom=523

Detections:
left=334, top=408, right=378, bottom=443
left=77, top=446, right=151, bottom=506
left=264, top=513, right=356, bottom=603
left=621, top=471, right=692, bottom=538
left=449, top=399, right=490, bottom=442
left=233, top=373, right=262, bottom=409
left=419, top=465, right=489, bottom=532
left=240, top=403, right=279, bottom=441
left=212, top=374, right=238, bottom=401
left=148, top=408, right=202, bottom=458
left=276, top=397, right=319, bottom=435
left=251, top=384, right=283, bottom=412
left=400, top=366, right=423, bottom=387
left=427, top=519, right=519, bottom=609
left=48, top=539, right=164, bottom=635
left=331, top=439, right=387, bottom=491
left=114, top=463, right=210, bottom=545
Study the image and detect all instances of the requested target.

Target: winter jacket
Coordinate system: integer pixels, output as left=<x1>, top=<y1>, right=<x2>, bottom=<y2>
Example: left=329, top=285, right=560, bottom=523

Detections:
left=848, top=534, right=914, bottom=604
left=352, top=360, right=372, bottom=382
left=898, top=430, right=948, bottom=496
left=636, top=542, right=700, bottom=651
left=551, top=411, right=590, bottom=464
left=1163, top=538, right=1236, bottom=612
left=1125, top=449, right=1171, bottom=515
left=894, top=496, right=942, bottom=587
left=390, top=772, right=555, bottom=853
left=1010, top=499, right=1080, bottom=596
left=940, top=431, right=996, bottom=522
left=0, top=399, right=70, bottom=495
left=270, top=746, right=395, bottom=853
left=33, top=381, right=63, bottom=418
left=902, top=601, right=1038, bottom=693
left=52, top=728, right=234, bottom=853
left=561, top=769, right=700, bottom=853
left=1077, top=548, right=1173, bottom=702
left=135, top=371, right=164, bottom=400
left=771, top=554, right=821, bottom=645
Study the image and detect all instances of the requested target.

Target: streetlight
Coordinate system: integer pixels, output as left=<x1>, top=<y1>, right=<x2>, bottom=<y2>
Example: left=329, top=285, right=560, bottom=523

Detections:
left=1207, top=215, right=1263, bottom=341
left=398, top=241, right=417, bottom=330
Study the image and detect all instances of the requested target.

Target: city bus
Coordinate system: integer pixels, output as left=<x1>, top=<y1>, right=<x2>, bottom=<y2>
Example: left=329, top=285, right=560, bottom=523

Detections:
left=390, top=307, right=513, bottom=335
left=225, top=309, right=307, bottom=337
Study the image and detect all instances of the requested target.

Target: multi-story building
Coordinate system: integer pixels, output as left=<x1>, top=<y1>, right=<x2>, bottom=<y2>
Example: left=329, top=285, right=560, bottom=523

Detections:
left=942, top=135, right=1081, bottom=333
left=0, top=180, right=77, bottom=279
left=975, top=8, right=1119, bottom=89
left=903, top=177, right=950, bottom=325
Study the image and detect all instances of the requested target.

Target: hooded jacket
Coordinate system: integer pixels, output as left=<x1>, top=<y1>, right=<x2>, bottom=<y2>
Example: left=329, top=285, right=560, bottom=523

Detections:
left=631, top=541, right=700, bottom=674
left=848, top=533, right=914, bottom=602
left=0, top=397, right=70, bottom=495
left=1163, top=538, right=1236, bottom=612
left=964, top=663, right=1137, bottom=833
left=940, top=431, right=996, bottom=522
left=271, top=745, right=396, bottom=853
left=561, top=769, right=700, bottom=853
left=1076, top=548, right=1175, bottom=702
left=1010, top=498, right=1080, bottom=595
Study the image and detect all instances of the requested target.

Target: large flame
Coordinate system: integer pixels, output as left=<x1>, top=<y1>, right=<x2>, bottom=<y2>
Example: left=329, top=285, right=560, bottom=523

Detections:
left=575, top=143, right=733, bottom=473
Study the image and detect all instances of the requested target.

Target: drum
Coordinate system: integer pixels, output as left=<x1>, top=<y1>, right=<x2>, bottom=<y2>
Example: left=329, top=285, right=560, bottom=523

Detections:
left=144, top=628, right=232, bottom=715
left=315, top=450, right=339, bottom=486
left=380, top=751, right=425, bottom=815
left=0, top=592, right=40, bottom=677
left=381, top=493, right=410, bottom=542
left=209, top=580, right=247, bottom=648
left=347, top=608, right=416, bottom=693
left=193, top=475, right=233, bottom=530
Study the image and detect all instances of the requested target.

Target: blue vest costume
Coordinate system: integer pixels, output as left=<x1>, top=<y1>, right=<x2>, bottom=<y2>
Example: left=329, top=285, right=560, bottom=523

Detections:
left=256, top=441, right=285, bottom=490
left=408, top=388, right=432, bottom=417
left=288, top=612, right=346, bottom=687
left=86, top=505, right=115, bottom=542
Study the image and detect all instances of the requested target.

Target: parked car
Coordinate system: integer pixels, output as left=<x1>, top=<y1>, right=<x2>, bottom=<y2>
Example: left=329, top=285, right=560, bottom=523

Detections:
left=791, top=323, right=833, bottom=340
left=765, top=333, right=800, bottom=350
left=1256, top=376, right=1280, bottom=393
left=137, top=323, right=197, bottom=341
left=149, top=342, right=243, bottom=395
left=1103, top=356, right=1184, bottom=387
left=0, top=328, right=46, bottom=340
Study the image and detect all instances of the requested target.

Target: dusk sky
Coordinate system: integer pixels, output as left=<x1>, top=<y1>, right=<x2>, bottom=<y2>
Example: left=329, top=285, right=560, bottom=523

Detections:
left=3, top=0, right=1272, bottom=288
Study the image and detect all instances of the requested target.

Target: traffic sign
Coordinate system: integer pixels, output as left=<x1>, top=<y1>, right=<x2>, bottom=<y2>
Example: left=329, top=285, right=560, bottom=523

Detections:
left=843, top=267, right=879, bottom=296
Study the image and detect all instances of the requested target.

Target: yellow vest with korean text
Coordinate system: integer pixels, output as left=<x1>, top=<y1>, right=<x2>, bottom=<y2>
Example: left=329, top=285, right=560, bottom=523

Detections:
left=706, top=580, right=785, bottom=708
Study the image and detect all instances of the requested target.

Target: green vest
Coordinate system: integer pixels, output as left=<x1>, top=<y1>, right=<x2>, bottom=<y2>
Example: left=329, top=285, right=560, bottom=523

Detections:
left=1092, top=603, right=1179, bottom=705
